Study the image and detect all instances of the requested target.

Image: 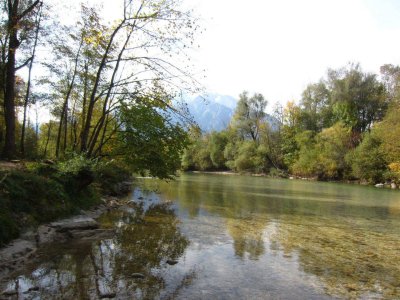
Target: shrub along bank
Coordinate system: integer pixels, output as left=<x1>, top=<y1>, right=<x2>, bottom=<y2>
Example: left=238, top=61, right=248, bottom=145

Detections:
left=0, top=156, right=131, bottom=246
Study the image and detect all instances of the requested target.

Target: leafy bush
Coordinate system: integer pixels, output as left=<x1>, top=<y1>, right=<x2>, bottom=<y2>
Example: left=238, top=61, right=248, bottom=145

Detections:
left=94, top=160, right=132, bottom=195
left=346, top=134, right=387, bottom=183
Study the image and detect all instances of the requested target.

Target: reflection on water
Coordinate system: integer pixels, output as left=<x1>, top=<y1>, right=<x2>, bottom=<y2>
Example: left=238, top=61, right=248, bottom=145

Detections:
left=1, top=173, right=400, bottom=299
left=0, top=202, right=192, bottom=299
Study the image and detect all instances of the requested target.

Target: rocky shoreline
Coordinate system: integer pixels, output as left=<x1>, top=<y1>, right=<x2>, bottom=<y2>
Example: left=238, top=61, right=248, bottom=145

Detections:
left=0, top=190, right=130, bottom=287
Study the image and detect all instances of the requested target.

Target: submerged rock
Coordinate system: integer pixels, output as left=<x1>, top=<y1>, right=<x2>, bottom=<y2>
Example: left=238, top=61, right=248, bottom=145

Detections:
left=2, top=289, right=18, bottom=296
left=23, top=286, right=40, bottom=294
left=50, top=216, right=99, bottom=232
left=0, top=239, right=36, bottom=277
left=100, top=292, right=116, bottom=299
left=130, top=273, right=145, bottom=279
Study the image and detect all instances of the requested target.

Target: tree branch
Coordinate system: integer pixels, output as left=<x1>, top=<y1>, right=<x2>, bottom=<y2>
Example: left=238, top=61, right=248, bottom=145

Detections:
left=17, top=0, right=41, bottom=21
left=15, top=56, right=32, bottom=70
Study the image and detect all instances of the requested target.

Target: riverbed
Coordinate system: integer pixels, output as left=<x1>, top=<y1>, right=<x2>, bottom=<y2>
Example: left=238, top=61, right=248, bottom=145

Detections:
left=1, top=173, right=400, bottom=299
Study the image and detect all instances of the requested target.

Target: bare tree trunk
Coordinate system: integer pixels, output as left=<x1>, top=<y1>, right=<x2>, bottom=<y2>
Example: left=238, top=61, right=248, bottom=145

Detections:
left=55, top=39, right=83, bottom=158
left=43, top=121, right=52, bottom=157
left=80, top=21, right=125, bottom=154
left=87, top=27, right=134, bottom=156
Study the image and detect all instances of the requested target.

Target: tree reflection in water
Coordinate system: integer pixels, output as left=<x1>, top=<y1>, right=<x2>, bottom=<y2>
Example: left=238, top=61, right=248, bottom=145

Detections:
left=0, top=202, right=191, bottom=299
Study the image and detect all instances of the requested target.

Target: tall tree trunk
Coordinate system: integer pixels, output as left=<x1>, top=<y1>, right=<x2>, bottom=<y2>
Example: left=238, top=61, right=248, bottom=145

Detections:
left=21, top=6, right=42, bottom=156
left=55, top=38, right=83, bottom=158
left=87, top=27, right=133, bottom=156
left=43, top=121, right=52, bottom=157
left=2, top=1, right=19, bottom=159
left=80, top=21, right=124, bottom=154
left=2, top=0, right=41, bottom=159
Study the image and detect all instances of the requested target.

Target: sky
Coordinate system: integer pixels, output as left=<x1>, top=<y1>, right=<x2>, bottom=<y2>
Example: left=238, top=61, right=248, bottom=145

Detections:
left=44, top=0, right=400, bottom=113
left=183, top=0, right=400, bottom=106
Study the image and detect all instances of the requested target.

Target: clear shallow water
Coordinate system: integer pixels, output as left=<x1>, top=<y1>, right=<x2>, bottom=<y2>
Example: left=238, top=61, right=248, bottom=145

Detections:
left=2, top=173, right=400, bottom=299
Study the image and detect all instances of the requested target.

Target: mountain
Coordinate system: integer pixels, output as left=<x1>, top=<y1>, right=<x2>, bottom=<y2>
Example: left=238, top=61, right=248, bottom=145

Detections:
left=182, top=93, right=280, bottom=132
left=186, top=94, right=236, bottom=132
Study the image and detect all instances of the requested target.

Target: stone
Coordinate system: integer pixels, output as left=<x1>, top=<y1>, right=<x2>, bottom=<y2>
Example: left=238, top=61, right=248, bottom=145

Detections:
left=2, top=290, right=17, bottom=296
left=391, top=182, right=397, bottom=189
left=68, top=229, right=114, bottom=240
left=130, top=273, right=145, bottom=279
left=100, top=292, right=116, bottom=299
left=50, top=216, right=99, bottom=232
left=166, top=260, right=178, bottom=265
left=23, top=286, right=40, bottom=294
left=375, top=183, right=384, bottom=188
left=36, top=225, right=58, bottom=245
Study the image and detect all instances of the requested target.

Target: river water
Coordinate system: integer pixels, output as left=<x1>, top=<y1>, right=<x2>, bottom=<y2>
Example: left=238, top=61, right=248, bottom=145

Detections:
left=1, top=173, right=400, bottom=299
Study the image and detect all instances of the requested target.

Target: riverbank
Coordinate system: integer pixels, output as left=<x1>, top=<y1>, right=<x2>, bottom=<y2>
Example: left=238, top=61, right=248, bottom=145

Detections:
left=0, top=193, right=130, bottom=286
left=0, top=158, right=133, bottom=247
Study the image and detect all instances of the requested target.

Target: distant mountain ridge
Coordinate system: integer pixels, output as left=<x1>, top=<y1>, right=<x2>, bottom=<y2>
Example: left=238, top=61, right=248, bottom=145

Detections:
left=183, top=93, right=280, bottom=132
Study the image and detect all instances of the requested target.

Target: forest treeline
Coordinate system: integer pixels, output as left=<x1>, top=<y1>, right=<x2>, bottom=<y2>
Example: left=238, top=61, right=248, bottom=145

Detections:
left=182, top=64, right=400, bottom=184
left=0, top=0, right=198, bottom=178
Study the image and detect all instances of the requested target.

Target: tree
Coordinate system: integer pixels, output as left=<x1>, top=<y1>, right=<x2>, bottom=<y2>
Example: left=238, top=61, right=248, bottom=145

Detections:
left=231, top=91, right=267, bottom=142
left=208, top=131, right=228, bottom=169
left=77, top=0, right=199, bottom=157
left=346, top=133, right=386, bottom=183
left=1, top=0, right=41, bottom=159
left=299, top=81, right=331, bottom=131
left=292, top=123, right=352, bottom=179
left=115, top=95, right=189, bottom=179
left=328, top=64, right=386, bottom=136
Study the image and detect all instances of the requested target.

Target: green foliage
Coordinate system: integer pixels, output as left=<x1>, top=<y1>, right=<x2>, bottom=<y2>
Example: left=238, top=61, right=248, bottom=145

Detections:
left=209, top=131, right=228, bottom=169
left=94, top=160, right=131, bottom=195
left=299, top=81, right=332, bottom=131
left=292, top=123, right=351, bottom=179
left=374, top=104, right=400, bottom=163
left=233, top=141, right=259, bottom=172
left=0, top=170, right=69, bottom=245
left=328, top=64, right=387, bottom=134
left=231, top=91, right=267, bottom=141
left=116, top=100, right=189, bottom=179
left=346, top=133, right=387, bottom=183
left=291, top=131, right=318, bottom=177
left=0, top=155, right=133, bottom=245
left=57, top=153, right=97, bottom=175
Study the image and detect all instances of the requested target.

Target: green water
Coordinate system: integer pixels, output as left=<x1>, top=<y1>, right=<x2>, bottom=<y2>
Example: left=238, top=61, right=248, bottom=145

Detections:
left=2, top=173, right=400, bottom=299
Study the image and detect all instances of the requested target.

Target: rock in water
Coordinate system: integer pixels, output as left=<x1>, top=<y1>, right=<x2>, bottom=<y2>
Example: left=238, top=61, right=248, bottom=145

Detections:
left=50, top=216, right=99, bottom=232
left=166, top=259, right=178, bottom=265
left=131, top=273, right=145, bottom=279
left=100, top=292, right=116, bottom=299
left=375, top=183, right=384, bottom=188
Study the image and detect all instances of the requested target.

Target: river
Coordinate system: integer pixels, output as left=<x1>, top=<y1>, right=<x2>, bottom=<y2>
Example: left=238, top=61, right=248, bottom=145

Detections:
left=1, top=173, right=400, bottom=299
